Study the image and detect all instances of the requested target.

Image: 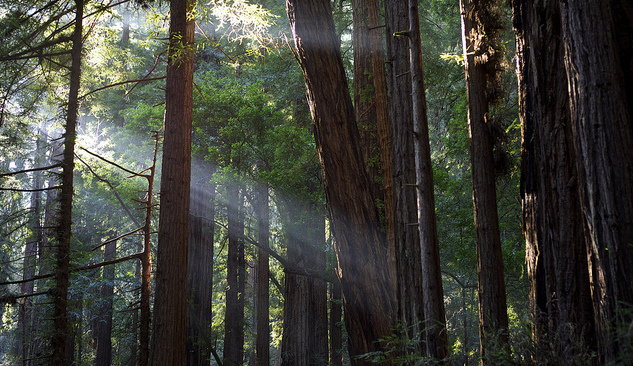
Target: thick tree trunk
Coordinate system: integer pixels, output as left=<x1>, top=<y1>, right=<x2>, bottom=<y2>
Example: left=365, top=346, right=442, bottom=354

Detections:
left=459, top=0, right=509, bottom=361
left=352, top=0, right=383, bottom=205
left=256, top=183, right=270, bottom=366
left=559, top=1, right=633, bottom=363
left=149, top=0, right=195, bottom=363
left=280, top=200, right=328, bottom=366
left=286, top=0, right=396, bottom=362
left=353, top=0, right=397, bottom=315
left=367, top=0, right=396, bottom=284
left=52, top=2, right=83, bottom=363
left=186, top=170, right=215, bottom=366
left=512, top=0, right=596, bottom=363
left=407, top=0, right=448, bottom=360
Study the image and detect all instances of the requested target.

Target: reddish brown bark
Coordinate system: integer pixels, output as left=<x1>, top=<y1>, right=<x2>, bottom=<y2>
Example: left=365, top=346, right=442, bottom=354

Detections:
left=186, top=171, right=215, bottom=366
left=459, top=0, right=509, bottom=361
left=148, top=0, right=195, bottom=363
left=408, top=0, right=448, bottom=360
left=559, top=1, right=633, bottom=362
left=512, top=0, right=596, bottom=362
left=286, top=0, right=396, bottom=362
left=384, top=0, right=425, bottom=354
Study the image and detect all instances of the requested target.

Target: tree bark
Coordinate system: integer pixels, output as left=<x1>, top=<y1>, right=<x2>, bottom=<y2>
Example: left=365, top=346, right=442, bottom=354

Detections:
left=256, top=183, right=270, bottom=366
left=384, top=0, right=425, bottom=356
left=223, top=187, right=245, bottom=366
left=52, top=2, right=83, bottom=363
left=19, top=130, right=43, bottom=365
left=459, top=0, right=509, bottom=361
left=186, top=169, right=215, bottom=366
left=139, top=132, right=159, bottom=366
left=352, top=0, right=383, bottom=205
left=149, top=0, right=195, bottom=363
left=95, top=235, right=116, bottom=366
left=559, top=1, right=633, bottom=362
left=280, top=198, right=328, bottom=366
left=286, top=0, right=396, bottom=362
left=407, top=0, right=448, bottom=360
left=329, top=282, right=343, bottom=366
left=512, top=0, right=596, bottom=363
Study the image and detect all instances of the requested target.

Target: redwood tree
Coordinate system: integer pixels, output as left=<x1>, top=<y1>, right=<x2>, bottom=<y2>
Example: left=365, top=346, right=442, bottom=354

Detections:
left=559, top=1, right=633, bottom=362
left=459, top=0, right=509, bottom=361
left=149, top=0, right=195, bottom=363
left=512, top=0, right=596, bottom=362
left=407, top=0, right=448, bottom=360
left=286, top=0, right=396, bottom=362
left=384, top=0, right=425, bottom=355
left=186, top=171, right=215, bottom=366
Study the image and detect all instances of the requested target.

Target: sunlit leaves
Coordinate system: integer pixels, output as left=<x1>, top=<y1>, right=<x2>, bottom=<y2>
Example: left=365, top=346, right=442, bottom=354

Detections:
left=202, top=0, right=278, bottom=45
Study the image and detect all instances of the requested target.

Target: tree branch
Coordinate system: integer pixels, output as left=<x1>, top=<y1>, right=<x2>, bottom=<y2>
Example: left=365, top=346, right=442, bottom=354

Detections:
left=0, top=163, right=62, bottom=178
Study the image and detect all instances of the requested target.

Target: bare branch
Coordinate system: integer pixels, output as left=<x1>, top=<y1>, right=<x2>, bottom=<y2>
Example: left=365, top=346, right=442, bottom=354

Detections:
left=91, top=227, right=144, bottom=251
left=79, top=147, right=148, bottom=178
left=0, top=186, right=61, bottom=192
left=80, top=76, right=166, bottom=100
left=0, top=163, right=62, bottom=178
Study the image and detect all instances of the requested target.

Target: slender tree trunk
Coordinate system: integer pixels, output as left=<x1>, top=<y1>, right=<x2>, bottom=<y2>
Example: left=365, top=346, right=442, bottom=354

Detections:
left=19, top=131, right=43, bottom=365
left=149, top=0, right=195, bottom=362
left=256, top=183, right=270, bottom=366
left=512, top=0, right=596, bottom=363
left=407, top=0, right=448, bottom=360
left=286, top=0, right=396, bottom=362
left=459, top=0, right=509, bottom=361
left=139, top=131, right=159, bottom=366
left=32, top=136, right=63, bottom=365
left=52, top=2, right=83, bottom=363
left=559, top=1, right=633, bottom=363
left=224, top=187, right=245, bottom=366
left=328, top=282, right=343, bottom=366
left=186, top=167, right=215, bottom=366
left=95, top=235, right=116, bottom=366
left=384, top=0, right=425, bottom=357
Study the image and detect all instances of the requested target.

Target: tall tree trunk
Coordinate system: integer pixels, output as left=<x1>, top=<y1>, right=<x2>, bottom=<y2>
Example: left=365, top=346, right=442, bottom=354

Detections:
left=328, top=282, right=343, bottom=366
left=224, top=187, right=245, bottom=366
left=512, top=0, right=596, bottom=363
left=280, top=201, right=328, bottom=366
left=559, top=1, right=633, bottom=363
left=459, top=0, right=509, bottom=361
left=384, top=0, right=425, bottom=356
left=19, top=130, right=43, bottom=365
left=149, top=0, right=195, bottom=362
left=95, top=235, right=116, bottom=366
left=256, top=183, right=270, bottom=366
left=52, top=2, right=83, bottom=363
left=407, top=0, right=448, bottom=360
left=186, top=167, right=215, bottom=366
left=352, top=0, right=383, bottom=206
left=367, top=0, right=396, bottom=285
left=139, top=131, right=159, bottom=366
left=32, top=136, right=63, bottom=365
left=286, top=0, right=396, bottom=362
